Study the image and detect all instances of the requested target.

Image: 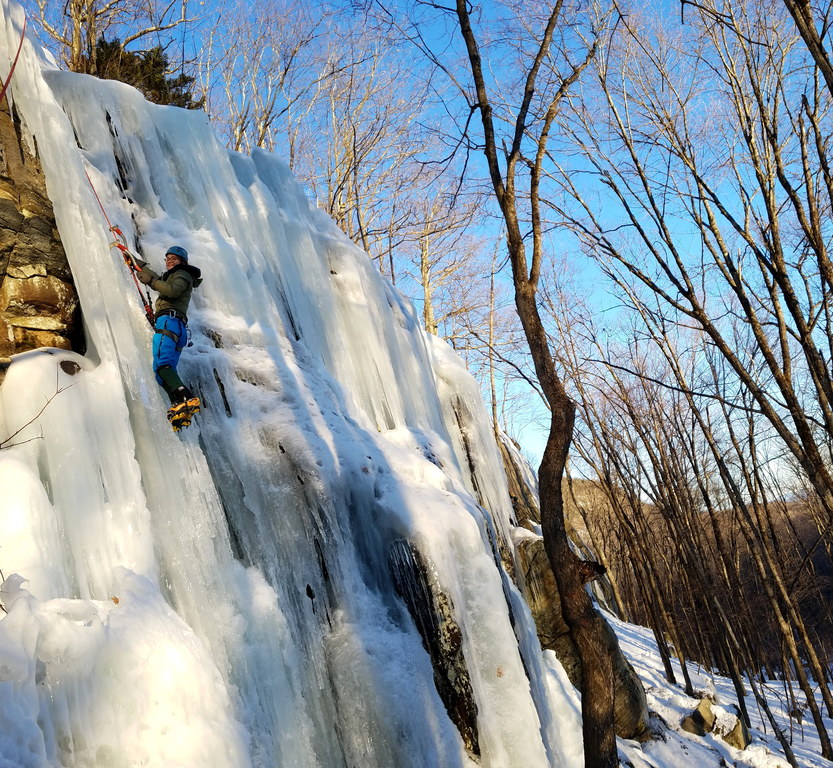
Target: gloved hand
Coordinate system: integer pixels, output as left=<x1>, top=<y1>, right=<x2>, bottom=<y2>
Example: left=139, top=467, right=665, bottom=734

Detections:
left=121, top=250, right=146, bottom=272
left=136, top=270, right=153, bottom=285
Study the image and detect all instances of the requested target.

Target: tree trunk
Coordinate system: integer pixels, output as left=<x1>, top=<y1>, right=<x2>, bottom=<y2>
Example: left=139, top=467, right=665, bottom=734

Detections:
left=452, top=1, right=620, bottom=761
left=520, top=289, right=618, bottom=767
left=420, top=236, right=437, bottom=335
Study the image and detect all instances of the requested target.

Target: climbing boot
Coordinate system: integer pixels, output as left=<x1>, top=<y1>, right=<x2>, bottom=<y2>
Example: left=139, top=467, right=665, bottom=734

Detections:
left=170, top=386, right=201, bottom=411
left=168, top=410, right=194, bottom=432
left=167, top=386, right=201, bottom=431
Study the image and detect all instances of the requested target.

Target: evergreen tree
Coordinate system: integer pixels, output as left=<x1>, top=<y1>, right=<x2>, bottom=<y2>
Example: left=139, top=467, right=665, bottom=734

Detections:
left=92, top=38, right=204, bottom=110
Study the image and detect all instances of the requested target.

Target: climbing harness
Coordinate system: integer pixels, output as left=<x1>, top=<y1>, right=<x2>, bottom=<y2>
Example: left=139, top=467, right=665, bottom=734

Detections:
left=155, top=326, right=184, bottom=350
left=83, top=166, right=155, bottom=327
left=0, top=15, right=26, bottom=106
left=156, top=308, right=187, bottom=323
left=154, top=308, right=191, bottom=350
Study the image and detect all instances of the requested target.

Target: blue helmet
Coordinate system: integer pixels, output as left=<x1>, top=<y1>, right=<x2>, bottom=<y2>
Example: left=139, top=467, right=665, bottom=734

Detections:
left=166, top=245, right=188, bottom=262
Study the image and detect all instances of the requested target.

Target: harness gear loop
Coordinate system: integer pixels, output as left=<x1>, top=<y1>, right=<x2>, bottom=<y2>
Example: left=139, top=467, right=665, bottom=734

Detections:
left=82, top=167, right=155, bottom=327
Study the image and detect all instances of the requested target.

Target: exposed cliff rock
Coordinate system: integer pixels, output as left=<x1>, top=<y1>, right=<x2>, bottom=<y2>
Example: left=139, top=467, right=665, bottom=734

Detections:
left=514, top=534, right=649, bottom=740
left=388, top=538, right=480, bottom=756
left=0, top=100, right=82, bottom=379
left=494, top=436, right=649, bottom=739
left=497, top=436, right=540, bottom=529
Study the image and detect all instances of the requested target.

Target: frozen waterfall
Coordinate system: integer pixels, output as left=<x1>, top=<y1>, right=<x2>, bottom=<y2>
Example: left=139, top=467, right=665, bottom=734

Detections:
left=0, top=2, right=581, bottom=766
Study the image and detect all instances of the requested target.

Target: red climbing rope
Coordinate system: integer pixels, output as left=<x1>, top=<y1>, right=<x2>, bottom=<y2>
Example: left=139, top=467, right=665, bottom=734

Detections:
left=0, top=15, right=26, bottom=105
left=83, top=166, right=155, bottom=327
left=0, top=13, right=154, bottom=329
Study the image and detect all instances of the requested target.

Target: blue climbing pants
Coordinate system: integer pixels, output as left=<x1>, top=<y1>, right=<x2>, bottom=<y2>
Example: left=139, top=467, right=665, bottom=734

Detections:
left=152, top=314, right=186, bottom=386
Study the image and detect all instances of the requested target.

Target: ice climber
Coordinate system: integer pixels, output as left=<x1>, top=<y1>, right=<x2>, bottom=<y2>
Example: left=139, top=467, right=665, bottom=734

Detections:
left=133, top=245, right=202, bottom=431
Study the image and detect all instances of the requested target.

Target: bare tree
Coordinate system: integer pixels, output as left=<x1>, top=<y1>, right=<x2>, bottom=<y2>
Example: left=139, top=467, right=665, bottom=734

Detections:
left=539, top=4, right=833, bottom=742
left=554, top=0, right=833, bottom=531
left=365, top=0, right=625, bottom=763
left=197, top=0, right=329, bottom=156
left=560, top=294, right=833, bottom=763
left=780, top=0, right=833, bottom=97
left=0, top=386, right=68, bottom=449
left=25, top=0, right=190, bottom=73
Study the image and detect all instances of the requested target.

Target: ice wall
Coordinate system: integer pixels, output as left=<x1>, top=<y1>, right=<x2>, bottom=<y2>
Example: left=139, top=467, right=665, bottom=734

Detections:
left=0, top=3, right=579, bottom=766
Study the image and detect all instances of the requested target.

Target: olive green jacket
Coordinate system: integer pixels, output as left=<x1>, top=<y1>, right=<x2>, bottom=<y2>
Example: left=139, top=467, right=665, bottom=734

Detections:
left=138, top=263, right=202, bottom=318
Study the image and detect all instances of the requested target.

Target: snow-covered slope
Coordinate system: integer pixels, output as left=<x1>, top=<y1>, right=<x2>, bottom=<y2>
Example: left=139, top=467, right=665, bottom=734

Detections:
left=611, top=612, right=830, bottom=768
left=0, top=2, right=575, bottom=766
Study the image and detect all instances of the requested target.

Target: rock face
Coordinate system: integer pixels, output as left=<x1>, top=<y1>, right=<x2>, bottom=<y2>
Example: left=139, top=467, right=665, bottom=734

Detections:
left=681, top=697, right=751, bottom=751
left=497, top=438, right=649, bottom=739
left=515, top=535, right=650, bottom=740
left=497, top=436, right=540, bottom=528
left=387, top=538, right=480, bottom=756
left=0, top=100, right=83, bottom=376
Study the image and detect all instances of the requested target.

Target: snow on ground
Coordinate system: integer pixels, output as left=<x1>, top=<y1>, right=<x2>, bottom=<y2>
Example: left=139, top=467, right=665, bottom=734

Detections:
left=610, top=612, right=827, bottom=768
